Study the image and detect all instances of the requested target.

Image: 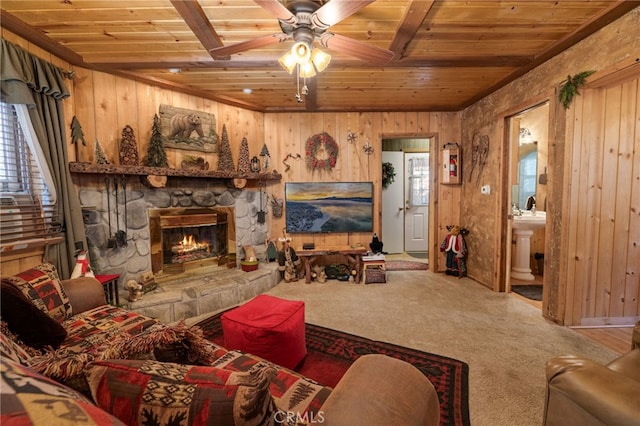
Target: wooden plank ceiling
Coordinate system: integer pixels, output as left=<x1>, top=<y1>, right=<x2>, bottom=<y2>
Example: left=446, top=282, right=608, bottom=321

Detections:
left=1, top=0, right=637, bottom=112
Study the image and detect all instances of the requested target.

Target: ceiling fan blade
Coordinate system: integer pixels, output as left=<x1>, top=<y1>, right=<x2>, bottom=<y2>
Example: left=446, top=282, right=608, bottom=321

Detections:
left=320, top=33, right=394, bottom=65
left=209, top=34, right=285, bottom=58
left=254, top=0, right=296, bottom=22
left=313, top=0, right=375, bottom=28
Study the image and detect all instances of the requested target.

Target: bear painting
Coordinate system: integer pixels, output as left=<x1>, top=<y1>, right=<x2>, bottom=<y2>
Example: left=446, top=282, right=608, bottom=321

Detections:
left=159, top=104, right=218, bottom=153
left=170, top=113, right=205, bottom=139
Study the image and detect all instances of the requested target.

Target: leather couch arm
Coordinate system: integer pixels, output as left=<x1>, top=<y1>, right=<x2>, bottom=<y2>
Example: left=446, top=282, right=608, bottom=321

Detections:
left=544, top=355, right=640, bottom=426
left=320, top=354, right=440, bottom=426
left=61, top=277, right=106, bottom=314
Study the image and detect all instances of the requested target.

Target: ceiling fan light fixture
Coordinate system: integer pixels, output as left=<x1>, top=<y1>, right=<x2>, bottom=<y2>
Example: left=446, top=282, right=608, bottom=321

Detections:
left=299, top=60, right=317, bottom=78
left=291, top=41, right=312, bottom=63
left=310, top=48, right=331, bottom=73
left=278, top=51, right=298, bottom=74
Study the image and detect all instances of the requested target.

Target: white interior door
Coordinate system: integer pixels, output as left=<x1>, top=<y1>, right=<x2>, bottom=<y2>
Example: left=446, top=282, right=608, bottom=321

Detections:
left=404, top=153, right=429, bottom=252
left=381, top=151, right=404, bottom=253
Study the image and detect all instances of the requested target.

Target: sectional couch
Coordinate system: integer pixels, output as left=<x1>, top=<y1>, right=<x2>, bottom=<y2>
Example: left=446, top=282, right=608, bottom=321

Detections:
left=1, top=263, right=440, bottom=425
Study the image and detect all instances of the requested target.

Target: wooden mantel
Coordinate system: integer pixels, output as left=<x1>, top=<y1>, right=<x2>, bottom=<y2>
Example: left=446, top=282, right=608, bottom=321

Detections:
left=68, top=162, right=282, bottom=181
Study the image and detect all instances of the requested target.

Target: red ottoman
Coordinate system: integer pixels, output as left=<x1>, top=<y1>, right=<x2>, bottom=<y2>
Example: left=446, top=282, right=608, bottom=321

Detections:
left=221, top=294, right=307, bottom=370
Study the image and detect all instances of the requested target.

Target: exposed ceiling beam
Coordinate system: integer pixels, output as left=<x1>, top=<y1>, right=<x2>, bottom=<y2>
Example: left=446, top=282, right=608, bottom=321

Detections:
left=91, top=55, right=531, bottom=70
left=304, top=77, right=317, bottom=111
left=388, top=1, right=435, bottom=60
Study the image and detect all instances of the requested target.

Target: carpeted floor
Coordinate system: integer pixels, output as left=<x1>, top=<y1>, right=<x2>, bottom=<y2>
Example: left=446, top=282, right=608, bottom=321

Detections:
left=511, top=285, right=543, bottom=301
left=196, top=313, right=470, bottom=426
left=386, top=260, right=429, bottom=271
left=185, top=269, right=617, bottom=426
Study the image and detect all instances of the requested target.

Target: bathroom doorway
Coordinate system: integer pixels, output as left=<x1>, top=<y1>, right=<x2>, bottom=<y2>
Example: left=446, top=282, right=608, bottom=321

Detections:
left=506, top=101, right=549, bottom=302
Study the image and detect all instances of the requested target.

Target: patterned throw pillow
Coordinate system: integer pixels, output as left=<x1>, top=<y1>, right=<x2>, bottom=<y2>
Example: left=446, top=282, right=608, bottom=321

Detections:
left=0, top=321, right=39, bottom=364
left=2, top=263, right=72, bottom=322
left=1, top=280, right=67, bottom=349
left=212, top=350, right=332, bottom=421
left=85, top=359, right=278, bottom=426
left=0, top=358, right=125, bottom=425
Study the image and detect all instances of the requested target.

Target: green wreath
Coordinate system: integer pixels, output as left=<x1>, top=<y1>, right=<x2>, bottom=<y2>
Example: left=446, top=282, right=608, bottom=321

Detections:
left=305, top=132, right=338, bottom=170
left=382, top=162, right=396, bottom=189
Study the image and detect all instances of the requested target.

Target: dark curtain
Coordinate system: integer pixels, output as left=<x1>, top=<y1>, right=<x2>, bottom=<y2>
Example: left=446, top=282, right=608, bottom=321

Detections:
left=1, top=38, right=86, bottom=278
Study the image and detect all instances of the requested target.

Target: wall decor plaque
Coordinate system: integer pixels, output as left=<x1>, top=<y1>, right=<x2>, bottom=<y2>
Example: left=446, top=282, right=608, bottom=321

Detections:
left=159, top=104, right=217, bottom=153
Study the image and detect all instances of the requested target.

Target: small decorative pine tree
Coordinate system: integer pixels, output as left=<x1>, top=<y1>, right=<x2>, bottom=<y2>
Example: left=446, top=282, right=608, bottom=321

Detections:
left=119, top=125, right=139, bottom=166
left=94, top=138, right=110, bottom=164
left=217, top=124, right=235, bottom=172
left=70, top=116, right=87, bottom=146
left=260, top=143, right=271, bottom=170
left=237, top=137, right=251, bottom=174
left=146, top=114, right=168, bottom=167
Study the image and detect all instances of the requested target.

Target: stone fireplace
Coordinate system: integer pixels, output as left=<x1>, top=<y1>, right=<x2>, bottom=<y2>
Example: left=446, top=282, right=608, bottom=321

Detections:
left=148, top=207, right=234, bottom=276
left=78, top=180, right=269, bottom=290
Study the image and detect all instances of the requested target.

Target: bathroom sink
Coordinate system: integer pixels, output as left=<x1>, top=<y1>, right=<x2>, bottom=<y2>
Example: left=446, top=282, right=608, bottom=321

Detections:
left=512, top=211, right=546, bottom=230
left=511, top=211, right=546, bottom=281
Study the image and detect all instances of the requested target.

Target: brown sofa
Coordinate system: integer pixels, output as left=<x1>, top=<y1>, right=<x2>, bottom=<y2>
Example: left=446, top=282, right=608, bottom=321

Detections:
left=543, top=322, right=640, bottom=426
left=1, top=263, right=439, bottom=425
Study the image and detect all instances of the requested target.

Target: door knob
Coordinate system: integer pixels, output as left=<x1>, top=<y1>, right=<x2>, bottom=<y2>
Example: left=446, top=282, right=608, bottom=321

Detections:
left=398, top=207, right=404, bottom=211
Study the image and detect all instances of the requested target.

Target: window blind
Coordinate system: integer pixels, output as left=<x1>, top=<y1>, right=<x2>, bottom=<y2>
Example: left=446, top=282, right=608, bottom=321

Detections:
left=0, top=103, right=61, bottom=251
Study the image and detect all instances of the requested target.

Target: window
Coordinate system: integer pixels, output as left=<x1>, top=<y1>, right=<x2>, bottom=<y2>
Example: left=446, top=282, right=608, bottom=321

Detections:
left=409, top=156, right=430, bottom=206
left=0, top=103, right=60, bottom=249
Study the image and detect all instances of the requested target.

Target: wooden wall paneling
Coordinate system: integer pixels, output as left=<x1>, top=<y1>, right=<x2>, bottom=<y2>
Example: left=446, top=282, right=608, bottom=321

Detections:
left=115, top=75, right=140, bottom=162
left=263, top=113, right=283, bottom=239
left=416, top=111, right=431, bottom=134
left=596, top=83, right=623, bottom=318
left=610, top=79, right=636, bottom=318
left=70, top=67, right=96, bottom=163
left=406, top=111, right=419, bottom=132
left=1, top=250, right=45, bottom=276
left=584, top=87, right=606, bottom=321
left=566, top=92, right=586, bottom=325
left=381, top=112, right=393, bottom=134
left=135, top=83, right=157, bottom=166
left=577, top=88, right=602, bottom=321
left=364, top=111, right=383, bottom=246
left=623, top=78, right=640, bottom=318
left=321, top=112, right=339, bottom=175
left=92, top=71, right=120, bottom=164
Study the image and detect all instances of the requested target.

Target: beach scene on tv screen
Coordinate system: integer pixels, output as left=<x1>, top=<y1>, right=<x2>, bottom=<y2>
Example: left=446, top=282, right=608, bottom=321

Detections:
left=286, top=182, right=373, bottom=233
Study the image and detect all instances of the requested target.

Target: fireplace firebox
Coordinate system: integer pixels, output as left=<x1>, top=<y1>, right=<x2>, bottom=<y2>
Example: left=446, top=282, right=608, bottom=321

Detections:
left=149, top=208, right=233, bottom=275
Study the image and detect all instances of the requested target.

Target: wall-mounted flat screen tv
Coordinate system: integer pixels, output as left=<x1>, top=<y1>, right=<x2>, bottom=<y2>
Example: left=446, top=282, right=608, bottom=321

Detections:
left=285, top=182, right=374, bottom=233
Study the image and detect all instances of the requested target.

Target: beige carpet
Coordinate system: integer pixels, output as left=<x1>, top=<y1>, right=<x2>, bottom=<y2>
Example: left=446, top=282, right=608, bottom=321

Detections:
left=257, top=268, right=617, bottom=426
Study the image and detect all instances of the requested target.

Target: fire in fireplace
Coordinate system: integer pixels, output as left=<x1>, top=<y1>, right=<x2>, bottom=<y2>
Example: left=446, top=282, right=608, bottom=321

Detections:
left=149, top=207, right=233, bottom=275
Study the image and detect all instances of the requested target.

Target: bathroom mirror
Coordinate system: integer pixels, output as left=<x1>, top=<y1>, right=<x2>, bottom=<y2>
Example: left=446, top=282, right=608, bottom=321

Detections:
left=513, top=101, right=549, bottom=211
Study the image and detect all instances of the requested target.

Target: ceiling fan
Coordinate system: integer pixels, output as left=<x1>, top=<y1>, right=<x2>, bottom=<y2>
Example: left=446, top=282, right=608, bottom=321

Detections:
left=209, top=0, right=394, bottom=65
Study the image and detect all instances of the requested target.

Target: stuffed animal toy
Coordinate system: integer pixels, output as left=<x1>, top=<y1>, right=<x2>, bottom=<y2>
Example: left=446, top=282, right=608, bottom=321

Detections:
left=278, top=237, right=301, bottom=282
left=312, top=264, right=327, bottom=283
left=126, top=280, right=144, bottom=302
left=369, top=233, right=384, bottom=254
left=440, top=225, right=469, bottom=277
left=70, top=250, right=95, bottom=279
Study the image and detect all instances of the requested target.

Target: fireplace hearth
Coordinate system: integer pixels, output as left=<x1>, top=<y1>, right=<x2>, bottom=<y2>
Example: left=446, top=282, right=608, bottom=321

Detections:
left=149, top=207, right=234, bottom=276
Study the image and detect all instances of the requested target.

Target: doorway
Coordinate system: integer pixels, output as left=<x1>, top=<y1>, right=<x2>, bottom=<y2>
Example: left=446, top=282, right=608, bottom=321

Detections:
left=505, top=101, right=549, bottom=302
left=381, top=138, right=430, bottom=256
